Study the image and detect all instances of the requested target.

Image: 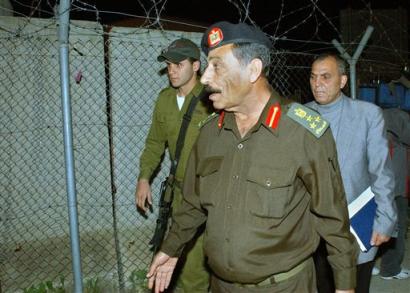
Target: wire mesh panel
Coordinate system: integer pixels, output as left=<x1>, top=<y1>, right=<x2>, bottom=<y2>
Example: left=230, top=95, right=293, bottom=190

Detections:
left=0, top=16, right=72, bottom=291
left=0, top=16, right=116, bottom=291
left=68, top=21, right=118, bottom=290
left=270, top=51, right=316, bottom=103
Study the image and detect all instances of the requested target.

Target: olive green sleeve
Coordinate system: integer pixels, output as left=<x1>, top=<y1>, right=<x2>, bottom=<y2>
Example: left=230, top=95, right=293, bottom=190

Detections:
left=161, top=142, right=207, bottom=257
left=138, top=98, right=167, bottom=180
left=301, top=130, right=358, bottom=290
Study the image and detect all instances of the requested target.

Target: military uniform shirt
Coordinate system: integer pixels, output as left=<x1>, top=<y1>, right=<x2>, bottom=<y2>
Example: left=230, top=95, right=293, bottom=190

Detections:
left=138, top=81, right=212, bottom=183
left=161, top=93, right=358, bottom=289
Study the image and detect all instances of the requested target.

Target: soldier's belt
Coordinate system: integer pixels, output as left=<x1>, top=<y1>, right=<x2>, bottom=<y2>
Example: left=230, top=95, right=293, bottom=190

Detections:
left=236, top=258, right=310, bottom=288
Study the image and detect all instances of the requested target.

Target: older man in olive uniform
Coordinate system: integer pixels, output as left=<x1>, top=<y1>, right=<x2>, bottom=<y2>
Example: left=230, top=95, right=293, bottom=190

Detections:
left=147, top=22, right=358, bottom=293
left=135, top=38, right=212, bottom=292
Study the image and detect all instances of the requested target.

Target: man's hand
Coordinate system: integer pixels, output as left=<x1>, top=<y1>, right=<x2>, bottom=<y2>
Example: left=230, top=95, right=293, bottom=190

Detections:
left=135, top=179, right=152, bottom=212
left=335, top=290, right=354, bottom=293
left=147, top=251, right=178, bottom=293
left=371, top=231, right=390, bottom=246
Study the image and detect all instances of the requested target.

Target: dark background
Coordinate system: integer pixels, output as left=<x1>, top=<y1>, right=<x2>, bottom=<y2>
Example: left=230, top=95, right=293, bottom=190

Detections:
left=8, top=1, right=410, bottom=64
left=10, top=0, right=410, bottom=40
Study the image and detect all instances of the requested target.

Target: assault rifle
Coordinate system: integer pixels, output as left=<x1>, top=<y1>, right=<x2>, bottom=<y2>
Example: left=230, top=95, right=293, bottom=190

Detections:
left=149, top=175, right=175, bottom=253
left=148, top=90, right=205, bottom=254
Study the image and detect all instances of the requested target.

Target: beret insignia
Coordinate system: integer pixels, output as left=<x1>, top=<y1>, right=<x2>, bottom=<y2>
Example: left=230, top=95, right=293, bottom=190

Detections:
left=208, top=27, right=224, bottom=47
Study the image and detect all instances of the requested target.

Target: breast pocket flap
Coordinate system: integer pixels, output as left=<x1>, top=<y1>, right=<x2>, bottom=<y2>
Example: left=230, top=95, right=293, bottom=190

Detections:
left=197, top=156, right=223, bottom=177
left=247, top=165, right=293, bottom=189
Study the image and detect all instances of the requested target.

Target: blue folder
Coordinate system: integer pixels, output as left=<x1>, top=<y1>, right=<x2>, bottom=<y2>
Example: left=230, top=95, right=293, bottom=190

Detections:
left=348, top=187, right=376, bottom=252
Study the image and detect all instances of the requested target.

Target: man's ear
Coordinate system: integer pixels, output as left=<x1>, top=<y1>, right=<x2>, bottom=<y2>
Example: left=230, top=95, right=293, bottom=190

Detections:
left=340, top=74, right=348, bottom=89
left=249, top=58, right=263, bottom=83
left=193, top=60, right=200, bottom=73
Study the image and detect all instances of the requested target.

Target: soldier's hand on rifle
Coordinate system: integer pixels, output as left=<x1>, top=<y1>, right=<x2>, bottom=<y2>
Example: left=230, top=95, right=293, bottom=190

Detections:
left=147, top=251, right=178, bottom=293
left=135, top=178, right=152, bottom=212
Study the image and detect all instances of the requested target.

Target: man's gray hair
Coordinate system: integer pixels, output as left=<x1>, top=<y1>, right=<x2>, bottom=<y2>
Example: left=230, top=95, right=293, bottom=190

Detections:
left=314, top=52, right=347, bottom=76
left=231, top=43, right=271, bottom=74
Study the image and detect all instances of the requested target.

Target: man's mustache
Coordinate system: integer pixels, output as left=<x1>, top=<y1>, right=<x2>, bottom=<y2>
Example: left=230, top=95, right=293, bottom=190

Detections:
left=204, top=85, right=222, bottom=95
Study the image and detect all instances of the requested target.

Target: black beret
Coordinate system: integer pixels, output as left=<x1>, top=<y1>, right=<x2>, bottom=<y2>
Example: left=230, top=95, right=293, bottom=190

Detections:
left=201, top=21, right=272, bottom=55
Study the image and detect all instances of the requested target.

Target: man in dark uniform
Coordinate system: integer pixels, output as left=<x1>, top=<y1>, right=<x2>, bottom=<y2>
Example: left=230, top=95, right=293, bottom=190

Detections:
left=147, top=22, right=358, bottom=293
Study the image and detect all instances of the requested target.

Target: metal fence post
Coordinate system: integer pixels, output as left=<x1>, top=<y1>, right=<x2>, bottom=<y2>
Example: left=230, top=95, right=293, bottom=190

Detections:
left=332, top=26, right=374, bottom=99
left=58, top=1, right=83, bottom=292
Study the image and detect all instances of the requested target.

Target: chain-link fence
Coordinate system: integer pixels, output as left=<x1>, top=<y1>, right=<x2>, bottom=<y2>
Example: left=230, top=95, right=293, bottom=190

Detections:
left=0, top=15, right=406, bottom=292
left=0, top=16, right=206, bottom=292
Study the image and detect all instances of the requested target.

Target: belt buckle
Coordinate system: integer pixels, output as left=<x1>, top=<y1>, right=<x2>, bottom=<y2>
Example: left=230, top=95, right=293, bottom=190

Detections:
left=256, top=276, right=275, bottom=287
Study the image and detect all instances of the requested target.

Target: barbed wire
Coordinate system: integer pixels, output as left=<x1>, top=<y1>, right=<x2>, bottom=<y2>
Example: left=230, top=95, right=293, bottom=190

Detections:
left=226, top=0, right=255, bottom=25
left=357, top=0, right=406, bottom=64
left=27, top=0, right=43, bottom=17
left=269, top=0, right=284, bottom=49
left=142, top=0, right=168, bottom=29
left=1, top=16, right=406, bottom=63
left=309, top=0, right=343, bottom=41
left=10, top=0, right=54, bottom=17
left=2, top=0, right=409, bottom=55
left=72, top=0, right=101, bottom=23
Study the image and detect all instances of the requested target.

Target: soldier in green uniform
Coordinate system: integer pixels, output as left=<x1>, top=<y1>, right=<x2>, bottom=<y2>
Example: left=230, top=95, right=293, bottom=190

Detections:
left=135, top=38, right=212, bottom=292
left=147, top=22, right=358, bottom=293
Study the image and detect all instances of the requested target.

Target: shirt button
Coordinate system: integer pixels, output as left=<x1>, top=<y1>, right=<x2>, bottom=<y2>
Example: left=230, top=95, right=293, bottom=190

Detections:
left=233, top=175, right=239, bottom=179
left=266, top=180, right=271, bottom=187
left=237, top=143, right=243, bottom=149
left=227, top=205, right=232, bottom=209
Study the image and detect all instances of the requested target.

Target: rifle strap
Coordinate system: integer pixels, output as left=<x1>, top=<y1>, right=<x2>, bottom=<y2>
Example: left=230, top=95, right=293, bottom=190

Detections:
left=169, top=90, right=202, bottom=176
left=148, top=91, right=203, bottom=253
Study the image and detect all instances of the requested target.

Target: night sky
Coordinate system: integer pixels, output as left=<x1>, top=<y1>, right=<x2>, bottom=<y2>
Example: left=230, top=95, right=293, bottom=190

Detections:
left=9, top=0, right=410, bottom=51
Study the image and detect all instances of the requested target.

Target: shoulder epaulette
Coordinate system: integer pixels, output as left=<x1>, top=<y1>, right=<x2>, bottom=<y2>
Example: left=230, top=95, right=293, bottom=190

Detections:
left=286, top=103, right=329, bottom=138
left=198, top=112, right=219, bottom=128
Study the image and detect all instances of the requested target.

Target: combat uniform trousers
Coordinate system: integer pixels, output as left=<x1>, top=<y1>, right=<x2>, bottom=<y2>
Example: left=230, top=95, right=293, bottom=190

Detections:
left=172, top=185, right=210, bottom=293
left=210, top=258, right=316, bottom=293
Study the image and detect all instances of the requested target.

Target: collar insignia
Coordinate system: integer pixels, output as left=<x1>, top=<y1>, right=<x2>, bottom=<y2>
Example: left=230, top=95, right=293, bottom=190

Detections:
left=217, top=111, right=225, bottom=129
left=265, top=103, right=281, bottom=129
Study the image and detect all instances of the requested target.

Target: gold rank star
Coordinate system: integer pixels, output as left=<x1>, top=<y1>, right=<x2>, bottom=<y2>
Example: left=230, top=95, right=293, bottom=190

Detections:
left=315, top=121, right=327, bottom=134
left=294, top=108, right=307, bottom=118
left=309, top=122, right=317, bottom=129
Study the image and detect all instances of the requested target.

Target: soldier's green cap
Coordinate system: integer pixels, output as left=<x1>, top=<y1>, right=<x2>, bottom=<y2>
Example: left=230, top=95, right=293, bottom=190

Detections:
left=157, top=38, right=200, bottom=63
left=201, top=21, right=272, bottom=55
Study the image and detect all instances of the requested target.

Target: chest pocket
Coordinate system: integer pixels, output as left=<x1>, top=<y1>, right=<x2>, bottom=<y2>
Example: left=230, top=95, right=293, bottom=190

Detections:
left=197, top=156, right=223, bottom=207
left=158, top=113, right=179, bottom=138
left=246, top=165, right=294, bottom=219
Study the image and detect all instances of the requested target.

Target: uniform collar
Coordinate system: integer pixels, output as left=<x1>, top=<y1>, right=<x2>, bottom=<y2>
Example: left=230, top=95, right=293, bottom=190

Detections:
left=255, top=91, right=283, bottom=137
left=178, top=79, right=204, bottom=112
left=190, top=79, right=204, bottom=98
left=177, top=79, right=203, bottom=98
left=219, top=90, right=283, bottom=137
